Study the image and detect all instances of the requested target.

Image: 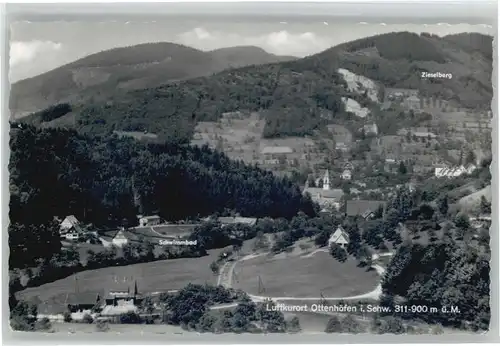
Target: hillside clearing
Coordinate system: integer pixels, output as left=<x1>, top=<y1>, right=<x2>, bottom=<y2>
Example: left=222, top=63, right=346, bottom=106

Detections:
left=232, top=251, right=379, bottom=298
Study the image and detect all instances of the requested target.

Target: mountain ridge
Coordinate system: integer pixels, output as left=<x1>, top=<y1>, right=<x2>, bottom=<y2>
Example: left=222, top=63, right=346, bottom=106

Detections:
left=9, top=42, right=297, bottom=118
left=16, top=31, right=493, bottom=145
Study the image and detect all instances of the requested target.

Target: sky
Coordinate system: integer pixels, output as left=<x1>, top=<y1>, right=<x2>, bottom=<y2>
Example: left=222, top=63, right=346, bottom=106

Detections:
left=7, top=1, right=497, bottom=82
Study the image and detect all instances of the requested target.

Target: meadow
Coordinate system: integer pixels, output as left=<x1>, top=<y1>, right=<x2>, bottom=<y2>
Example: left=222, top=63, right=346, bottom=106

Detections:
left=16, top=248, right=225, bottom=306
left=232, top=251, right=379, bottom=298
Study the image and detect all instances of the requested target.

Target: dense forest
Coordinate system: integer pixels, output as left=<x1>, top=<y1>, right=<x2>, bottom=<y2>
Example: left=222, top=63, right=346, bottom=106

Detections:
left=382, top=239, right=490, bottom=331
left=9, top=124, right=315, bottom=268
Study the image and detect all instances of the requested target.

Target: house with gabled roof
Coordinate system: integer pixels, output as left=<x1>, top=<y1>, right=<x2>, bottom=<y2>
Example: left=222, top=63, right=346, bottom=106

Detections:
left=138, top=215, right=161, bottom=227
left=66, top=292, right=102, bottom=313
left=328, top=226, right=350, bottom=249
left=341, top=169, right=352, bottom=180
left=345, top=200, right=386, bottom=219
left=60, top=215, right=82, bottom=235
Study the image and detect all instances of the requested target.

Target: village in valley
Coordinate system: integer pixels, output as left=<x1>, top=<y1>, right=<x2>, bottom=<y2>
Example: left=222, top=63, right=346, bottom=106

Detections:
left=12, top=68, right=492, bottom=334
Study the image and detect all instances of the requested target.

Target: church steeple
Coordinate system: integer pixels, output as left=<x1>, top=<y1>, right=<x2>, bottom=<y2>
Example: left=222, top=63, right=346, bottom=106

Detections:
left=323, top=169, right=331, bottom=191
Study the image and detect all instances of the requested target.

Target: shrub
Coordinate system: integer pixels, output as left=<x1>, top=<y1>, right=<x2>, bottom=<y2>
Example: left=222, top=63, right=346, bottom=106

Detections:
left=82, top=313, right=94, bottom=324
left=34, top=317, right=52, bottom=331
left=95, top=319, right=110, bottom=332
left=63, top=311, right=72, bottom=322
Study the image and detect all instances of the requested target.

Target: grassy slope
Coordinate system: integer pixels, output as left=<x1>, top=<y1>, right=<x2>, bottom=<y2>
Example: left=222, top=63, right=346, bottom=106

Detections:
left=457, top=185, right=492, bottom=211
left=232, top=251, right=379, bottom=298
left=10, top=43, right=297, bottom=117
left=16, top=248, right=222, bottom=304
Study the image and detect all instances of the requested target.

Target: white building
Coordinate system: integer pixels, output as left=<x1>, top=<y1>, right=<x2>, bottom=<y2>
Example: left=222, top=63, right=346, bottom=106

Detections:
left=112, top=230, right=130, bottom=248
left=434, top=164, right=476, bottom=178
left=60, top=215, right=80, bottom=234
left=341, top=169, right=352, bottom=180
left=64, top=232, right=80, bottom=241
left=138, top=215, right=161, bottom=227
left=328, top=226, right=350, bottom=249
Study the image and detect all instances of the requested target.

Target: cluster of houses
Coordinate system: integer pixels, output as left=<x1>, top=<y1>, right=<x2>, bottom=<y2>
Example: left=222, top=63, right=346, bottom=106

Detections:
left=434, top=164, right=477, bottom=178
left=303, top=168, right=386, bottom=221
left=58, top=213, right=263, bottom=250
left=57, top=214, right=196, bottom=249
left=36, top=277, right=147, bottom=322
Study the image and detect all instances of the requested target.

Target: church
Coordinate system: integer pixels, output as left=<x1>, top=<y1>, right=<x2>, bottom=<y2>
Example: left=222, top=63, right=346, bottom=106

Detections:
left=302, top=169, right=344, bottom=210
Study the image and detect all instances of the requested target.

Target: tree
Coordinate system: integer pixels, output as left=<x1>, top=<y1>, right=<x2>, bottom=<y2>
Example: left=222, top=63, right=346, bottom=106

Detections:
left=253, top=231, right=270, bottom=251
left=286, top=316, right=301, bottom=333
left=465, top=150, right=476, bottom=166
left=256, top=300, right=286, bottom=332
left=438, top=195, right=449, bottom=216
left=34, top=317, right=52, bottom=331
left=330, top=244, right=348, bottom=263
left=141, top=296, right=155, bottom=314
left=63, top=311, right=72, bottom=322
left=10, top=301, right=38, bottom=331
left=119, top=311, right=142, bottom=324
left=398, top=161, right=407, bottom=175
left=346, top=225, right=362, bottom=256
left=341, top=315, right=364, bottom=333
left=210, top=261, right=220, bottom=275
left=373, top=316, right=405, bottom=334
left=82, top=313, right=94, bottom=324
left=95, top=319, right=110, bottom=332
left=314, top=230, right=329, bottom=247
left=479, top=195, right=491, bottom=214
left=325, top=316, right=342, bottom=333
left=454, top=212, right=470, bottom=231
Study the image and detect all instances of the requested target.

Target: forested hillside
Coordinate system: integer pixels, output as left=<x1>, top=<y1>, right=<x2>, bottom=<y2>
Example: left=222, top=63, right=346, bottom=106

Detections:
left=325, top=32, right=492, bottom=108
left=18, top=32, right=492, bottom=143
left=10, top=124, right=314, bottom=226
left=382, top=240, right=490, bottom=331
left=9, top=42, right=296, bottom=117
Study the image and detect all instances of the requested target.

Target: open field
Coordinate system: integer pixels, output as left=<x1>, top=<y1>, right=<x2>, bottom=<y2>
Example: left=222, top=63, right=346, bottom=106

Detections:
left=232, top=251, right=379, bottom=298
left=16, top=249, right=225, bottom=305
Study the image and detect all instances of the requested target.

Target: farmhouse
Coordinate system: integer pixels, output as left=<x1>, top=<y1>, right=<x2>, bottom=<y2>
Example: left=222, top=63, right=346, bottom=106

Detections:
left=110, top=229, right=135, bottom=248
left=345, top=200, right=386, bottom=219
left=60, top=215, right=82, bottom=234
left=341, top=169, right=352, bottom=180
left=138, top=215, right=161, bottom=227
left=328, top=226, right=350, bottom=249
left=66, top=292, right=101, bottom=313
